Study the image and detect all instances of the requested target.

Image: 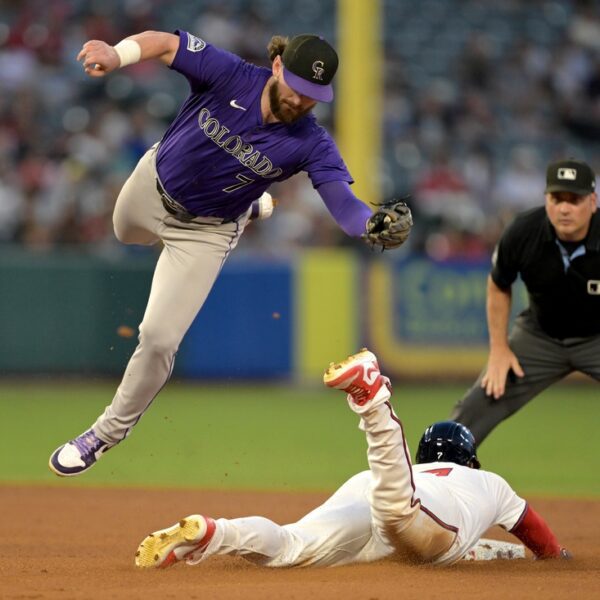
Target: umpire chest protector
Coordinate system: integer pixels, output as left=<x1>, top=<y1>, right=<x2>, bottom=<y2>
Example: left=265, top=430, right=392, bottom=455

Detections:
left=491, top=207, right=600, bottom=339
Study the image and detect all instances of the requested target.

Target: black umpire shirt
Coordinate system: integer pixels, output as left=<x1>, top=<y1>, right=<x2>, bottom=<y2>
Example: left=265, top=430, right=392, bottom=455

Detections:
left=491, top=207, right=600, bottom=339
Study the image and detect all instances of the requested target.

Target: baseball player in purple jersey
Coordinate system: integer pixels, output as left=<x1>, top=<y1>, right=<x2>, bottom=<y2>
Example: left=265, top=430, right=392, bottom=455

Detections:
left=134, top=349, right=570, bottom=569
left=49, top=30, right=413, bottom=476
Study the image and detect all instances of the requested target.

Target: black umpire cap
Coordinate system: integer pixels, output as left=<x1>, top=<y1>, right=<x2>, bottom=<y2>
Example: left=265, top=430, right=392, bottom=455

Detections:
left=545, top=158, right=597, bottom=196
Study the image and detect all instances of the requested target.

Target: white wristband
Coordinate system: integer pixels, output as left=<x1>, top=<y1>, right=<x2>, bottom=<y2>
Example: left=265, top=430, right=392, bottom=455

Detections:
left=113, top=39, right=141, bottom=68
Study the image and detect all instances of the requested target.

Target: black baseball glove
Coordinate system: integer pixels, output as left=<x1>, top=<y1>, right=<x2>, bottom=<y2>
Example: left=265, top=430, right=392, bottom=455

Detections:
left=362, top=197, right=413, bottom=251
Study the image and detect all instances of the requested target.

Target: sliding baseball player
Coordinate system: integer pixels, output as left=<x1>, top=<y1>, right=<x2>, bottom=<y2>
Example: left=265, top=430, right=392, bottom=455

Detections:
left=135, top=349, right=570, bottom=568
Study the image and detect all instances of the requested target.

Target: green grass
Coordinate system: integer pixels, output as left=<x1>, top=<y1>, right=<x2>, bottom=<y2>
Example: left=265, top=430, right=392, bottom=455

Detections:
left=0, top=380, right=598, bottom=496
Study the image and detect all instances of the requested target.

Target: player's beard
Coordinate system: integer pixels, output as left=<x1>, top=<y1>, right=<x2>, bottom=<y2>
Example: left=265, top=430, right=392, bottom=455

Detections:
left=269, top=80, right=312, bottom=124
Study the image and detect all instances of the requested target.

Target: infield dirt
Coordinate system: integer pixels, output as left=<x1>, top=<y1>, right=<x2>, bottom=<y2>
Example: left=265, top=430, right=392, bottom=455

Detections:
left=1, top=486, right=598, bottom=599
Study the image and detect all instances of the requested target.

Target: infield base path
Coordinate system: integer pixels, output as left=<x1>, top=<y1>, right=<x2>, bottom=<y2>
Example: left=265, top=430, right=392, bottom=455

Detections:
left=1, top=486, right=598, bottom=600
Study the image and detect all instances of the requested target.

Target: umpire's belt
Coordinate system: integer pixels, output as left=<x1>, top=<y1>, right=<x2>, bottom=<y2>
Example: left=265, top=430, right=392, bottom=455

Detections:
left=156, top=179, right=198, bottom=223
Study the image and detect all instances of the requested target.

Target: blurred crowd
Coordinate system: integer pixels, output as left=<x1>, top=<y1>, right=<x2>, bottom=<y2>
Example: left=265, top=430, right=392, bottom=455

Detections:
left=0, top=0, right=598, bottom=260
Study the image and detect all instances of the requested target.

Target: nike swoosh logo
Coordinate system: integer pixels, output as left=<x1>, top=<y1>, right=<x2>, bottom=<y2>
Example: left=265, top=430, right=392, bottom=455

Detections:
left=230, top=99, right=247, bottom=111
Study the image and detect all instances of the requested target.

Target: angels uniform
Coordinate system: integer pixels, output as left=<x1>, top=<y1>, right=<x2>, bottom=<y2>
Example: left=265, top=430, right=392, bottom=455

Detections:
left=188, top=399, right=526, bottom=567
left=135, top=350, right=567, bottom=569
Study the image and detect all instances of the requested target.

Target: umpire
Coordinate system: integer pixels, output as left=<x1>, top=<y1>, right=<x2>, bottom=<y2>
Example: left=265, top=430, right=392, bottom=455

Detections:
left=451, top=158, right=599, bottom=444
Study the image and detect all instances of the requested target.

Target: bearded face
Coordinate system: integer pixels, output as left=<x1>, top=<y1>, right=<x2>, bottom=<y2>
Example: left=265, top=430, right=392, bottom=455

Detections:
left=268, top=79, right=315, bottom=124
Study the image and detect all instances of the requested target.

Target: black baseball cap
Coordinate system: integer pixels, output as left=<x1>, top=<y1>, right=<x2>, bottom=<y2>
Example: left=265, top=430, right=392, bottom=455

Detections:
left=545, top=159, right=597, bottom=195
left=281, top=34, right=338, bottom=103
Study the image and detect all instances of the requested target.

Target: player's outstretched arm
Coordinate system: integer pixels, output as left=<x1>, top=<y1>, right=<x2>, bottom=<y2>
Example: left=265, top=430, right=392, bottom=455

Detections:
left=77, top=31, right=179, bottom=77
left=316, top=180, right=372, bottom=237
left=316, top=181, right=413, bottom=249
left=481, top=276, right=524, bottom=399
left=510, top=504, right=572, bottom=560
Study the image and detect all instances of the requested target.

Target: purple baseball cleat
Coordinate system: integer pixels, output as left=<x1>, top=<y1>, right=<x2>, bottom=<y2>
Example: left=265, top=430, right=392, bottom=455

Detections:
left=49, top=429, right=113, bottom=477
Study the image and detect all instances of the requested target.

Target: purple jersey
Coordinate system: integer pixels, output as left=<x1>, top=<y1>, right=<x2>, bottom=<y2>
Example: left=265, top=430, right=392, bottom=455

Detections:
left=155, top=30, right=353, bottom=220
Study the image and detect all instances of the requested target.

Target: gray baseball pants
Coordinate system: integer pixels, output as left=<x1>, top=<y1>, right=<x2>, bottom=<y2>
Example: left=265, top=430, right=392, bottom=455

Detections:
left=450, top=312, right=600, bottom=445
left=92, top=145, right=249, bottom=444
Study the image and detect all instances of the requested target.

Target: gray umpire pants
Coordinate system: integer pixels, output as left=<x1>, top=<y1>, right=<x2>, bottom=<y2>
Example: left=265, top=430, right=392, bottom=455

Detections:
left=450, top=312, right=600, bottom=445
left=92, top=145, right=250, bottom=444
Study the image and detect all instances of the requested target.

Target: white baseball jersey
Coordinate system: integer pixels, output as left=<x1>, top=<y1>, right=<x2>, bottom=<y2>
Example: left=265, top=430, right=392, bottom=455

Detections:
left=384, top=462, right=525, bottom=564
left=188, top=390, right=527, bottom=568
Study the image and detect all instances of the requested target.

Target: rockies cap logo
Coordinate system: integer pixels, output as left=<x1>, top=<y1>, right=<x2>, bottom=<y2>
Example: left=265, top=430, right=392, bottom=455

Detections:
left=312, top=60, right=325, bottom=81
left=280, top=35, right=338, bottom=102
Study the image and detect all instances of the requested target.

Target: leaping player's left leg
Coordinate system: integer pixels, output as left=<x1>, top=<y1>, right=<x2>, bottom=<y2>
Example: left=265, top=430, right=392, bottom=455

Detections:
left=324, top=349, right=456, bottom=563
left=49, top=216, right=249, bottom=477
